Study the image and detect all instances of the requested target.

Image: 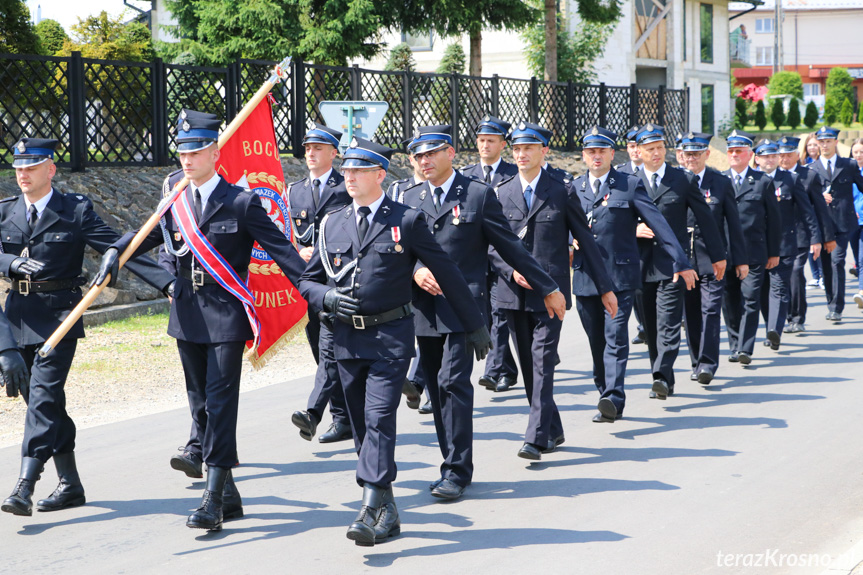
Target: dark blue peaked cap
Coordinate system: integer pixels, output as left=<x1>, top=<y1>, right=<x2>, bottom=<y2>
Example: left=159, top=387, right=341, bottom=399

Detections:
left=12, top=137, right=59, bottom=168
left=176, top=109, right=220, bottom=152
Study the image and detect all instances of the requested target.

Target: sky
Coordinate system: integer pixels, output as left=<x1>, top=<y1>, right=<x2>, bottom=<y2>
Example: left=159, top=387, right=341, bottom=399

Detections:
left=25, top=0, right=147, bottom=32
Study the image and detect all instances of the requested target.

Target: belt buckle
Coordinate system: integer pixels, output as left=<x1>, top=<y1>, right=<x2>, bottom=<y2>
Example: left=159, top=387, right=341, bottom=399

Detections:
left=192, top=269, right=205, bottom=287
left=352, top=315, right=366, bottom=330
left=18, top=279, right=29, bottom=296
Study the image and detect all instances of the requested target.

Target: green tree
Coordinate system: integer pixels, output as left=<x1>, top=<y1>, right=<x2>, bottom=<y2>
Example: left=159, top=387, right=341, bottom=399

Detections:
left=437, top=43, right=466, bottom=74
left=770, top=98, right=785, bottom=129
left=787, top=98, right=801, bottom=130
left=522, top=9, right=614, bottom=83
left=824, top=67, right=853, bottom=126
left=0, top=0, right=40, bottom=54
left=859, top=100, right=863, bottom=125
left=804, top=100, right=819, bottom=129
left=34, top=19, right=68, bottom=56
left=735, top=97, right=748, bottom=129
left=384, top=43, right=416, bottom=73
left=60, top=11, right=154, bottom=61
left=767, top=71, right=803, bottom=100
left=754, top=100, right=767, bottom=131
left=824, top=98, right=838, bottom=125
left=840, top=98, right=854, bottom=125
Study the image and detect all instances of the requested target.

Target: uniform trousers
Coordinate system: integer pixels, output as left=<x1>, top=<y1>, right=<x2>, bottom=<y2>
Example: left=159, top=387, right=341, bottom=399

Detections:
left=788, top=248, right=809, bottom=325
left=505, top=310, right=564, bottom=447
left=642, top=279, right=685, bottom=386
left=176, top=339, right=244, bottom=469
left=305, top=317, right=348, bottom=425
left=483, top=280, right=519, bottom=381
left=683, top=274, right=726, bottom=376
left=416, top=333, right=474, bottom=487
left=821, top=232, right=849, bottom=314
left=723, top=264, right=766, bottom=355
left=761, top=255, right=795, bottom=337
left=337, top=357, right=409, bottom=489
left=575, top=290, right=634, bottom=415
left=20, top=340, right=78, bottom=462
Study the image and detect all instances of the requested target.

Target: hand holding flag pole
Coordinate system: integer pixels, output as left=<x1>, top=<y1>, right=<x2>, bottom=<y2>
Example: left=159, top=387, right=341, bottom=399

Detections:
left=38, top=57, right=292, bottom=358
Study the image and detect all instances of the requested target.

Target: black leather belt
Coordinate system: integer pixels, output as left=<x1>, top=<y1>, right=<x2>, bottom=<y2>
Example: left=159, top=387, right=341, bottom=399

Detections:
left=11, top=276, right=86, bottom=295
left=350, top=303, right=413, bottom=330
left=179, top=267, right=219, bottom=286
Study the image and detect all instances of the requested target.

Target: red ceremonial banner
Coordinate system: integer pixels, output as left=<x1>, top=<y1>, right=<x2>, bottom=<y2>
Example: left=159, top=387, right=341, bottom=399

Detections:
left=215, top=96, right=308, bottom=368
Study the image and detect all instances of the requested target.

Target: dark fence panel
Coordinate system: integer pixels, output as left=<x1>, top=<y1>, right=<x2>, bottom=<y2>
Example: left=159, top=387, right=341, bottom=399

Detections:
left=0, top=52, right=690, bottom=169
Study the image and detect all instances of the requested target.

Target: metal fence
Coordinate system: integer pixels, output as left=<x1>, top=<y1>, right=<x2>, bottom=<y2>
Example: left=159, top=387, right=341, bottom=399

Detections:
left=0, top=52, right=689, bottom=171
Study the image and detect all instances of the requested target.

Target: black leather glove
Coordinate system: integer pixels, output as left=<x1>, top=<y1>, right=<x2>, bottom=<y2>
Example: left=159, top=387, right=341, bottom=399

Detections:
left=318, top=310, right=335, bottom=331
left=0, top=349, right=29, bottom=398
left=163, top=280, right=176, bottom=299
left=323, top=287, right=360, bottom=324
left=91, top=247, right=120, bottom=288
left=10, top=257, right=45, bottom=276
left=465, top=325, right=493, bottom=361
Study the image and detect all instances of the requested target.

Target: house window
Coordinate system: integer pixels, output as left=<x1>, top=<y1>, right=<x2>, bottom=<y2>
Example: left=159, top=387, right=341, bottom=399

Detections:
left=756, top=46, right=774, bottom=66
left=402, top=29, right=433, bottom=52
left=755, top=18, right=774, bottom=34
left=700, top=4, right=713, bottom=64
left=803, top=83, right=821, bottom=97
left=702, top=85, right=715, bottom=133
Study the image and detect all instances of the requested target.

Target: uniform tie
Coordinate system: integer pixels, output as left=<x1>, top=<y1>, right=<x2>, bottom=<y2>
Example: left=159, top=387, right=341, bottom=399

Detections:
left=734, top=173, right=741, bottom=192
left=826, top=158, right=833, bottom=181
left=593, top=178, right=601, bottom=198
left=357, top=206, right=371, bottom=243
left=312, top=178, right=321, bottom=210
left=524, top=185, right=533, bottom=210
left=27, top=204, right=38, bottom=231
left=433, top=187, right=444, bottom=210
left=483, top=165, right=492, bottom=184
left=651, top=172, right=659, bottom=193
left=193, top=188, right=203, bottom=223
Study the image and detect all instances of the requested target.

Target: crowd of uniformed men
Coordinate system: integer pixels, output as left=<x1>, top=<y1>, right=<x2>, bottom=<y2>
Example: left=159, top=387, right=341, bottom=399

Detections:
left=0, top=103, right=861, bottom=547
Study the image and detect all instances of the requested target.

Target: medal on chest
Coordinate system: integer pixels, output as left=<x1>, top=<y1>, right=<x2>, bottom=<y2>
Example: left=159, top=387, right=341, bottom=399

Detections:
left=602, top=193, right=609, bottom=206
left=452, top=205, right=461, bottom=225
left=174, top=232, right=182, bottom=241
left=775, top=186, right=782, bottom=202
left=705, top=189, right=712, bottom=203
left=392, top=226, right=403, bottom=252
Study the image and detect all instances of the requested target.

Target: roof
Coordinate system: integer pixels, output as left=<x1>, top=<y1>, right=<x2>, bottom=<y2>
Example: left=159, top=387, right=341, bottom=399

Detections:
left=730, top=0, right=863, bottom=11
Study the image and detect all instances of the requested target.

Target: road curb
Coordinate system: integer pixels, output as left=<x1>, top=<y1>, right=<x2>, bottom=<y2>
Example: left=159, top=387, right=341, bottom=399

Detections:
left=83, top=298, right=170, bottom=327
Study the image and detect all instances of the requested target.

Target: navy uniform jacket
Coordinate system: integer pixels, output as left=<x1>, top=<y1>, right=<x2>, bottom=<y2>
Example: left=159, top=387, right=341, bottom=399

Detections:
left=615, top=162, right=640, bottom=176
left=114, top=171, right=307, bottom=344
left=288, top=171, right=350, bottom=249
left=722, top=168, right=782, bottom=265
left=402, top=173, right=558, bottom=335
left=459, top=159, right=518, bottom=188
left=687, top=168, right=747, bottom=275
left=0, top=191, right=173, bottom=346
left=386, top=176, right=420, bottom=202
left=809, top=156, right=863, bottom=235
left=491, top=170, right=614, bottom=309
left=793, top=165, right=835, bottom=248
left=639, top=166, right=725, bottom=282
left=570, top=169, right=688, bottom=296
left=768, top=170, right=820, bottom=257
left=0, top=311, right=16, bottom=352
left=544, top=163, right=572, bottom=183
left=299, top=196, right=485, bottom=360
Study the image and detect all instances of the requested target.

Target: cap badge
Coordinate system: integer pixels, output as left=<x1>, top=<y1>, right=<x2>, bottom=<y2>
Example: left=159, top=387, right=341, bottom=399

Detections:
left=350, top=137, right=358, bottom=148
left=16, top=141, right=26, bottom=153
left=591, top=127, right=599, bottom=136
left=180, top=110, right=187, bottom=120
left=518, top=122, right=526, bottom=130
left=730, top=130, right=738, bottom=138
left=483, top=115, right=490, bottom=122
left=182, top=120, right=191, bottom=132
left=646, top=124, right=654, bottom=132
left=687, top=132, right=694, bottom=139
left=414, top=128, right=421, bottom=139
left=781, top=137, right=788, bottom=144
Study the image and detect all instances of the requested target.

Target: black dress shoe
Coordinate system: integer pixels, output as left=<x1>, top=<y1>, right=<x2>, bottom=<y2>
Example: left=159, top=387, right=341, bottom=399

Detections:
left=648, top=387, right=674, bottom=399
left=543, top=435, right=565, bottom=453
left=651, top=378, right=669, bottom=400
left=37, top=453, right=85, bottom=512
left=319, top=421, right=353, bottom=443
left=762, top=339, right=772, bottom=347
left=431, top=478, right=465, bottom=500
left=690, top=371, right=698, bottom=381
left=495, top=375, right=517, bottom=392
left=1, top=457, right=43, bottom=517
left=418, top=400, right=433, bottom=414
left=170, top=448, right=203, bottom=478
left=347, top=485, right=383, bottom=547
left=597, top=398, right=617, bottom=420
left=187, top=467, right=229, bottom=531
left=429, top=477, right=444, bottom=491
left=728, top=352, right=739, bottom=363
left=478, top=375, right=498, bottom=391
left=631, top=329, right=646, bottom=345
left=737, top=352, right=751, bottom=365
left=374, top=487, right=400, bottom=542
left=592, top=412, right=622, bottom=423
left=791, top=323, right=805, bottom=333
left=402, top=379, right=421, bottom=409
left=291, top=410, right=318, bottom=441
left=517, top=443, right=542, bottom=461
left=783, top=322, right=796, bottom=334
left=766, top=330, right=780, bottom=350
left=696, top=369, right=713, bottom=385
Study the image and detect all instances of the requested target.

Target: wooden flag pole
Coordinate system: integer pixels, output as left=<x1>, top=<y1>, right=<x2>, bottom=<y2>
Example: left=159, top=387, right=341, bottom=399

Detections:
left=39, top=57, right=292, bottom=357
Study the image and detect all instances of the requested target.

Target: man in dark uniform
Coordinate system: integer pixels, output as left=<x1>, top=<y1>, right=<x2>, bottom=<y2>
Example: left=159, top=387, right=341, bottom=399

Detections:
left=299, top=137, right=490, bottom=546
left=491, top=122, right=615, bottom=459
left=778, top=136, right=836, bottom=333
left=459, top=116, right=521, bottom=394
left=402, top=124, right=565, bottom=494
left=721, top=130, right=782, bottom=365
left=678, top=133, right=748, bottom=384
left=810, top=126, right=863, bottom=321
left=0, top=138, right=174, bottom=517
left=615, top=126, right=643, bottom=176
left=572, top=127, right=690, bottom=422
left=635, top=124, right=724, bottom=399
left=753, top=139, right=820, bottom=350
left=289, top=124, right=353, bottom=444
left=96, top=110, right=307, bottom=531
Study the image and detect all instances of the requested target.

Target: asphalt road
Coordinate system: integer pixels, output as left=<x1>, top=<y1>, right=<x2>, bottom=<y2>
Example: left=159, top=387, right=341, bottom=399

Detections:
left=1, top=284, right=862, bottom=575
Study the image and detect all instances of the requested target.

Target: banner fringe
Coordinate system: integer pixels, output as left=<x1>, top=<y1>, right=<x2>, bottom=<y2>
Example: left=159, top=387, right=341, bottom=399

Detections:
left=244, top=314, right=309, bottom=370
